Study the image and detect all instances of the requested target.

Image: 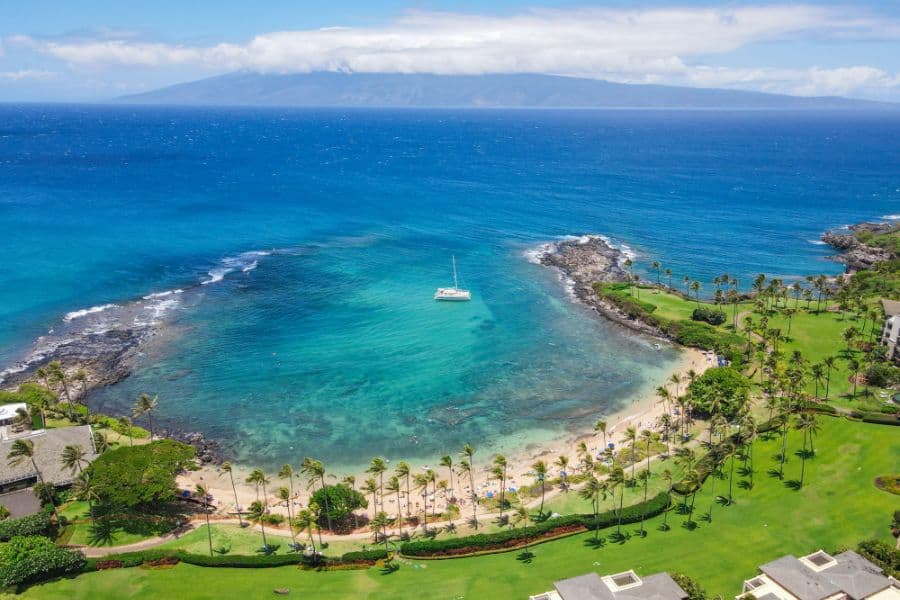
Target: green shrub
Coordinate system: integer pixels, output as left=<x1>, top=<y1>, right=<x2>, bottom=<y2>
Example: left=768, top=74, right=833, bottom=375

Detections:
left=340, top=549, right=388, bottom=562
left=260, top=513, right=284, bottom=526
left=691, top=307, right=727, bottom=325
left=866, top=363, right=900, bottom=388
left=671, top=572, right=708, bottom=600
left=857, top=539, right=899, bottom=578
left=92, top=414, right=151, bottom=439
left=0, top=535, right=85, bottom=589
left=309, top=484, right=367, bottom=532
left=399, top=493, right=669, bottom=557
left=594, top=283, right=659, bottom=319
left=687, top=366, right=751, bottom=419
left=0, top=512, right=53, bottom=541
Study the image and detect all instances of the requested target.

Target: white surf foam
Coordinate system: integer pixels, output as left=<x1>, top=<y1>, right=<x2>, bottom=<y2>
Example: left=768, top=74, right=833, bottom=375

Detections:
left=63, top=303, right=118, bottom=322
left=807, top=240, right=827, bottom=246
left=143, top=289, right=183, bottom=300
left=881, top=214, right=900, bottom=220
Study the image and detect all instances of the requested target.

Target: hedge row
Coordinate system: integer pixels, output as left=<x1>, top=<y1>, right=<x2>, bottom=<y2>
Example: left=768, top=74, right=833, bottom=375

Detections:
left=399, top=492, right=670, bottom=557
left=850, top=410, right=900, bottom=426
left=857, top=539, right=899, bottom=578
left=0, top=511, right=53, bottom=541
left=83, top=547, right=388, bottom=573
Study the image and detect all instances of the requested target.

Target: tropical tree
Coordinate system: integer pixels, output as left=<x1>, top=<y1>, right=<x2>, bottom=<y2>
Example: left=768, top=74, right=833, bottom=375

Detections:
left=439, top=454, right=455, bottom=500
left=594, top=420, right=608, bottom=450
left=386, top=476, right=403, bottom=537
left=370, top=511, right=391, bottom=552
left=664, top=268, right=673, bottom=290
left=118, top=416, right=134, bottom=447
left=278, top=464, right=297, bottom=540
left=362, top=477, right=379, bottom=525
left=625, top=426, right=638, bottom=482
left=532, top=460, right=548, bottom=518
left=341, top=475, right=360, bottom=530
left=555, top=455, right=570, bottom=491
left=637, top=469, right=650, bottom=536
left=7, top=439, right=59, bottom=520
left=60, top=444, right=88, bottom=476
left=652, top=261, right=662, bottom=288
left=247, top=500, right=269, bottom=551
left=276, top=486, right=297, bottom=547
left=460, top=443, right=478, bottom=529
left=296, top=508, right=317, bottom=554
left=92, top=431, right=109, bottom=454
left=579, top=476, right=607, bottom=544
left=684, top=469, right=702, bottom=526
left=846, top=357, right=862, bottom=397
left=70, top=470, right=99, bottom=521
left=822, top=356, right=837, bottom=400
left=810, top=363, right=825, bottom=399
left=690, top=280, right=701, bottom=306
left=413, top=472, right=431, bottom=530
left=132, top=393, right=158, bottom=439
left=367, top=457, right=388, bottom=513
left=608, top=466, right=626, bottom=536
left=301, top=458, right=333, bottom=533
left=394, top=461, right=412, bottom=523
left=47, top=362, right=75, bottom=420
left=246, top=469, right=270, bottom=524
left=195, top=483, right=214, bottom=556
left=640, top=429, right=654, bottom=475
left=220, top=462, right=244, bottom=527
left=795, top=413, right=819, bottom=488
left=512, top=505, right=531, bottom=556
left=660, top=469, right=673, bottom=529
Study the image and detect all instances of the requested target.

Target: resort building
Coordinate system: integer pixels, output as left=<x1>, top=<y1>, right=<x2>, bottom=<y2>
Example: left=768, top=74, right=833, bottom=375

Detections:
left=739, top=549, right=900, bottom=599
left=0, top=425, right=97, bottom=493
left=881, top=299, right=900, bottom=362
left=0, top=402, right=27, bottom=428
left=530, top=570, right=689, bottom=600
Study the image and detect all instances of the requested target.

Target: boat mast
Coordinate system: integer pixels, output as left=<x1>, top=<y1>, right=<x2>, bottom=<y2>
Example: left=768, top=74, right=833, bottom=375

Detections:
left=452, top=255, right=459, bottom=290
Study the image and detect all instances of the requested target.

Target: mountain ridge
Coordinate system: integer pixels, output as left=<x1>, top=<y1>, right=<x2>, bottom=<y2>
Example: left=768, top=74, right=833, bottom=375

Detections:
left=117, top=72, right=898, bottom=109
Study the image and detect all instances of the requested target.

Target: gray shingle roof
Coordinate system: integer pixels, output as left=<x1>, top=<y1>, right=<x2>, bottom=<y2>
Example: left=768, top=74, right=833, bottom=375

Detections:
left=1, top=426, right=97, bottom=487
left=827, top=551, right=893, bottom=599
left=554, top=572, right=688, bottom=600
left=759, top=556, right=841, bottom=600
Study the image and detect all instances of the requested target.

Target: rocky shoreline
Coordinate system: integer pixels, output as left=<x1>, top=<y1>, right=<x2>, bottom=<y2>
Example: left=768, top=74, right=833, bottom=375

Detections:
left=536, top=235, right=667, bottom=338
left=821, top=222, right=896, bottom=272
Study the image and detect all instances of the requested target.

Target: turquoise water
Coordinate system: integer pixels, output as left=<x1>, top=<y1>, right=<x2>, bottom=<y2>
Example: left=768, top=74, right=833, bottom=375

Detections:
left=1, top=106, right=898, bottom=470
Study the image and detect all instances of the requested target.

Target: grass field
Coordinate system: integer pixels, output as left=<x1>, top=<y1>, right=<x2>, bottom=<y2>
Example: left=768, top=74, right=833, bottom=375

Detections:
left=56, top=501, right=180, bottom=548
left=24, top=418, right=898, bottom=599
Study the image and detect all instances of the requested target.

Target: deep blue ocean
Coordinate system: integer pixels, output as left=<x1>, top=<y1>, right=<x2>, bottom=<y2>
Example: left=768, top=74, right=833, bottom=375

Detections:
left=1, top=106, right=898, bottom=470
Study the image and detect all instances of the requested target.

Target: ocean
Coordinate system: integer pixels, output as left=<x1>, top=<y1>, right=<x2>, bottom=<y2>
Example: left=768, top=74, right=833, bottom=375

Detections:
left=1, top=105, right=898, bottom=471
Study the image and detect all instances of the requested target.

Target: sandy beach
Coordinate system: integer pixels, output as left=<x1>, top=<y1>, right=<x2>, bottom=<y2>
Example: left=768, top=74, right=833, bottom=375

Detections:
left=177, top=346, right=711, bottom=535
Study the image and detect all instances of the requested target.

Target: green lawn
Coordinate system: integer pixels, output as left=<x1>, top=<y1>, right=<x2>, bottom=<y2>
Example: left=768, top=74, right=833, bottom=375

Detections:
left=25, top=418, right=898, bottom=599
left=57, top=502, right=181, bottom=548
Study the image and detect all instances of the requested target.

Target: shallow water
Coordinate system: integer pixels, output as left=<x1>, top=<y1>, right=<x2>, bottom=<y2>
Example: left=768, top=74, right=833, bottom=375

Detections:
left=1, top=106, right=898, bottom=470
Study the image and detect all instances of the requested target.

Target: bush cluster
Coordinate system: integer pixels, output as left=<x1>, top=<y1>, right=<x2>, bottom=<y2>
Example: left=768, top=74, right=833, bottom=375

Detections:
left=0, top=512, right=53, bottom=542
left=857, top=539, right=899, bottom=578
left=0, top=535, right=85, bottom=589
left=691, top=307, right=727, bottom=325
left=671, top=572, right=708, bottom=600
left=399, top=492, right=669, bottom=557
left=849, top=411, right=900, bottom=426
left=92, top=414, right=150, bottom=439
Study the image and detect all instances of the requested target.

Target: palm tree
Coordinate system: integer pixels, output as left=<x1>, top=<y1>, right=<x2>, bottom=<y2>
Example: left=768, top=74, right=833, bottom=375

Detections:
left=777, top=400, right=791, bottom=479
left=7, top=439, right=59, bottom=520
left=493, top=454, right=508, bottom=516
left=362, top=477, right=379, bottom=524
left=810, top=363, right=825, bottom=399
left=370, top=512, right=391, bottom=552
left=413, top=472, right=431, bottom=530
left=637, top=469, right=650, bottom=536
left=439, top=455, right=455, bottom=501
left=847, top=357, right=861, bottom=397
left=555, top=455, right=570, bottom=491
left=684, top=469, right=702, bottom=526
left=512, top=505, right=531, bottom=556
left=276, top=487, right=297, bottom=547
left=460, top=443, right=478, bottom=529
left=342, top=475, right=360, bottom=530
left=458, top=459, right=476, bottom=528
left=71, top=471, right=99, bottom=521
left=278, top=464, right=297, bottom=543
left=296, top=508, right=317, bottom=555
left=220, top=462, right=244, bottom=527
left=301, top=458, right=333, bottom=533
left=690, top=280, right=701, bottom=306
left=394, top=461, right=412, bottom=523
left=624, top=258, right=634, bottom=296
left=92, top=431, right=109, bottom=454
left=740, top=413, right=757, bottom=489
left=707, top=451, right=723, bottom=522
left=532, top=460, right=548, bottom=518
left=47, top=362, right=75, bottom=420
left=131, top=393, right=158, bottom=439
left=608, top=466, right=626, bottom=536
left=579, top=477, right=607, bottom=544
left=664, top=268, right=673, bottom=290
left=795, top=413, right=819, bottom=487
left=652, top=261, right=662, bottom=289
left=118, top=416, right=134, bottom=447
left=247, top=500, right=269, bottom=551
left=367, top=457, right=387, bottom=513
left=386, top=476, right=403, bottom=537
left=594, top=419, right=608, bottom=451
left=822, top=356, right=837, bottom=400
left=660, top=469, right=673, bottom=529
left=195, top=483, right=214, bottom=556
left=246, top=469, right=270, bottom=521
left=640, top=429, right=655, bottom=475
left=60, top=444, right=87, bottom=475
left=683, top=275, right=691, bottom=296
left=624, top=426, right=638, bottom=482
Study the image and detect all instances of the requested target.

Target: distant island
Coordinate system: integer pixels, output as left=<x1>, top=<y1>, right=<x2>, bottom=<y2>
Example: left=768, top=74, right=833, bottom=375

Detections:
left=117, top=72, right=899, bottom=109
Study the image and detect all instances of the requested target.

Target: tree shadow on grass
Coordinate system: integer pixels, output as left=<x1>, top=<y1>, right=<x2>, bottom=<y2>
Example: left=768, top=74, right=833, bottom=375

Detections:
left=794, top=449, right=815, bottom=460
left=583, top=537, right=606, bottom=549
left=767, top=468, right=783, bottom=479
left=516, top=551, right=535, bottom=564
left=379, top=561, right=400, bottom=575
left=87, top=519, right=116, bottom=546
left=784, top=479, right=803, bottom=491
left=737, top=480, right=754, bottom=491
left=681, top=520, right=698, bottom=531
left=608, top=531, right=631, bottom=545
left=657, top=522, right=671, bottom=532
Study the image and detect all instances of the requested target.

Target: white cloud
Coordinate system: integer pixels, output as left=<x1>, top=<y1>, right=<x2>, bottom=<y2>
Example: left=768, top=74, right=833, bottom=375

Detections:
left=0, top=69, right=57, bottom=81
left=7, top=5, right=900, bottom=98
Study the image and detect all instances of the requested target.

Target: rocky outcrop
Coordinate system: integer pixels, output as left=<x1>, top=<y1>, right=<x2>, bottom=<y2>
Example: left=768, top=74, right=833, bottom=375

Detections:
left=536, top=236, right=666, bottom=338
left=822, top=222, right=895, bottom=272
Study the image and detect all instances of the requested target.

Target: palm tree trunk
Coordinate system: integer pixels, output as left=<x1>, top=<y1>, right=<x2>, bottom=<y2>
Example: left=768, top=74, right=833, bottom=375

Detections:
left=205, top=508, right=213, bottom=556
left=32, top=458, right=60, bottom=521
left=319, top=476, right=334, bottom=532
left=396, top=490, right=403, bottom=536
left=229, top=472, right=244, bottom=526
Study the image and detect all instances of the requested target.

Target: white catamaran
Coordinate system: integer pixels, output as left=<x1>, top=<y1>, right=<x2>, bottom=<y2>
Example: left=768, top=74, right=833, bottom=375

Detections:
left=434, top=256, right=472, bottom=301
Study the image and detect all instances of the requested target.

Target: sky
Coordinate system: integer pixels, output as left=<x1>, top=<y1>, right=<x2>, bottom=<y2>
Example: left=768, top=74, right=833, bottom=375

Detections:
left=1, top=1, right=900, bottom=102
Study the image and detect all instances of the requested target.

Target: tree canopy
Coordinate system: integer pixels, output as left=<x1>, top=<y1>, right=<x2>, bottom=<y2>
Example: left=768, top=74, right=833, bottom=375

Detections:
left=687, top=367, right=750, bottom=419
left=309, top=484, right=366, bottom=531
left=84, top=439, right=195, bottom=509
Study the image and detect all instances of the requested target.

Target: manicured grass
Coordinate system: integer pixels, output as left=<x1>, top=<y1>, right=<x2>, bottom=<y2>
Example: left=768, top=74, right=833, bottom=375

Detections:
left=25, top=418, right=898, bottom=599
left=58, top=502, right=180, bottom=548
